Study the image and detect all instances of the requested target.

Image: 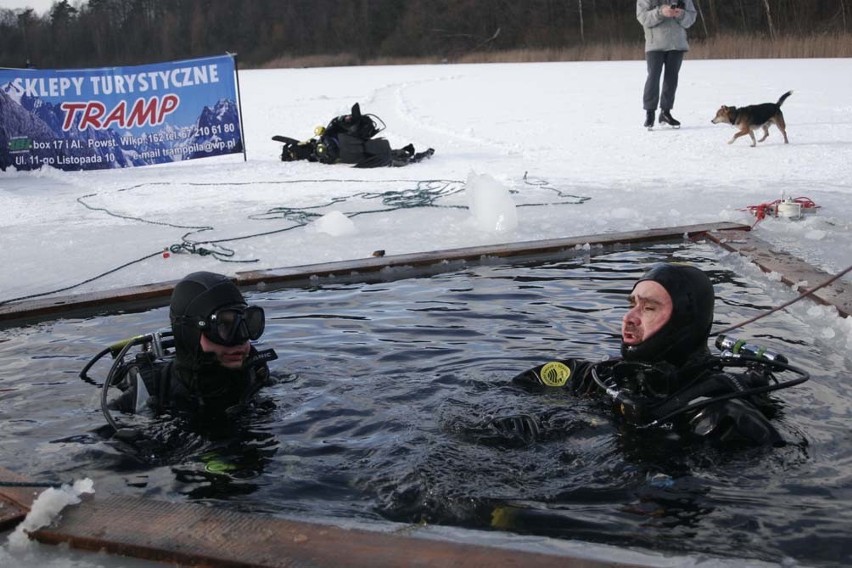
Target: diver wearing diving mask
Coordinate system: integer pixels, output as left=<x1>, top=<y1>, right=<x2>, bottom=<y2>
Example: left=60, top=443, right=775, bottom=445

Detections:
left=505, top=263, right=807, bottom=446
left=104, top=271, right=277, bottom=423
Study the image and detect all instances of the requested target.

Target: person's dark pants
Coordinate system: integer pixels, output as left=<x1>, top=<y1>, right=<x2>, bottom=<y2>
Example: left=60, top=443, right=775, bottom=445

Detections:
left=643, top=50, right=684, bottom=111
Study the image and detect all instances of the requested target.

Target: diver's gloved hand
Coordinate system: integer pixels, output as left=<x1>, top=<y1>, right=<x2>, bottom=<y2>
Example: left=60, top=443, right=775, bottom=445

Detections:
left=690, top=399, right=785, bottom=446
left=488, top=414, right=542, bottom=445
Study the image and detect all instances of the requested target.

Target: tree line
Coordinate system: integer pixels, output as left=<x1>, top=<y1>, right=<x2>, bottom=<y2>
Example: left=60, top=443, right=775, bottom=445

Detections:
left=1, top=0, right=849, bottom=69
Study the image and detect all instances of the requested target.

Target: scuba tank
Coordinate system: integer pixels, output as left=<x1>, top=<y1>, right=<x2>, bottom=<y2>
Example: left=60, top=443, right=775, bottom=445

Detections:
left=79, top=330, right=175, bottom=437
left=715, top=334, right=788, bottom=367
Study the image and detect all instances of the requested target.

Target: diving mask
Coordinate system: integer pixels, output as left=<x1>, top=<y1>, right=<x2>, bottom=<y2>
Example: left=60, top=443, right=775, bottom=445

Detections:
left=191, top=305, right=265, bottom=346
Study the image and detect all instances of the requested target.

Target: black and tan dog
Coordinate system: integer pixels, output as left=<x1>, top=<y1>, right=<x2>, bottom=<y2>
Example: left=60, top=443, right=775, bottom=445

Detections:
left=711, top=91, right=792, bottom=147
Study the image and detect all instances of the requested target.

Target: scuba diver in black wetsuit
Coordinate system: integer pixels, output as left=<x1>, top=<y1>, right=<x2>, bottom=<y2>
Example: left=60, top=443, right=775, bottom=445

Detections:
left=82, top=271, right=277, bottom=435
left=494, top=263, right=808, bottom=447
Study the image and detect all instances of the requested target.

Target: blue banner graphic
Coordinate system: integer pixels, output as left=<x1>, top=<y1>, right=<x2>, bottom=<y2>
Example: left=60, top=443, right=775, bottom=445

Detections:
left=0, top=54, right=243, bottom=172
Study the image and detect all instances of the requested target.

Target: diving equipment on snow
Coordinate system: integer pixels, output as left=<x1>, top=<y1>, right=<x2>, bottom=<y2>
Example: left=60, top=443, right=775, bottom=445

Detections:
left=273, top=102, right=433, bottom=168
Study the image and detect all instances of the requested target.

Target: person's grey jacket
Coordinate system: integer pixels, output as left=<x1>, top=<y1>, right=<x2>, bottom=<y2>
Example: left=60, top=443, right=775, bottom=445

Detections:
left=636, top=0, right=697, bottom=52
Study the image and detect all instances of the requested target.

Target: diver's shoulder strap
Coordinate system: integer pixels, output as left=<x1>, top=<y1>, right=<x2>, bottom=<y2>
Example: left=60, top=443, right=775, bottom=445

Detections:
left=647, top=360, right=776, bottom=425
left=106, top=354, right=171, bottom=415
left=130, top=356, right=177, bottom=415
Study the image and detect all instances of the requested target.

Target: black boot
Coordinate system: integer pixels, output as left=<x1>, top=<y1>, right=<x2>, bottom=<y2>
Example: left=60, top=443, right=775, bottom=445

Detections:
left=644, top=110, right=655, bottom=128
left=659, top=110, right=681, bottom=127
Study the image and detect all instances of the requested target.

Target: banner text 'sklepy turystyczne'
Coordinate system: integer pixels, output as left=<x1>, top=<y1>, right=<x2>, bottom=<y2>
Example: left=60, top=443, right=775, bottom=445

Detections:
left=0, top=54, right=243, bottom=172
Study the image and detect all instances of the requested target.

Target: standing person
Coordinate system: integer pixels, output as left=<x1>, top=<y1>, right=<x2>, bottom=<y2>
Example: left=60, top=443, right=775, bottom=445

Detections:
left=490, top=263, right=808, bottom=447
left=101, top=271, right=277, bottom=425
left=637, top=0, right=697, bottom=129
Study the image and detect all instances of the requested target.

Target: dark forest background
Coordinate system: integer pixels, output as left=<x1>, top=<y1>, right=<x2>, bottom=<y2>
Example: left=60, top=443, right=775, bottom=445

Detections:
left=2, top=0, right=851, bottom=70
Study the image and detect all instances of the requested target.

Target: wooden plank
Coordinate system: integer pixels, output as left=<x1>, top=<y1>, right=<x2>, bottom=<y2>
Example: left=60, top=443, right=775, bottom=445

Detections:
left=37, top=495, right=642, bottom=568
left=236, top=221, right=749, bottom=284
left=0, top=280, right=180, bottom=326
left=702, top=230, right=852, bottom=318
left=1, top=467, right=643, bottom=568
left=0, top=222, right=749, bottom=327
left=0, top=467, right=41, bottom=531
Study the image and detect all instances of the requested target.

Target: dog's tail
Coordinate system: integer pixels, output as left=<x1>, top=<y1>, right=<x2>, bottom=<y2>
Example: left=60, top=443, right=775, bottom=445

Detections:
left=777, top=91, right=793, bottom=107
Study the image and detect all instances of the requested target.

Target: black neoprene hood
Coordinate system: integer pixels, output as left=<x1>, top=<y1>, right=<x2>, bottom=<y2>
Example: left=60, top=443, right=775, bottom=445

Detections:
left=169, top=271, right=246, bottom=361
left=620, top=263, right=716, bottom=366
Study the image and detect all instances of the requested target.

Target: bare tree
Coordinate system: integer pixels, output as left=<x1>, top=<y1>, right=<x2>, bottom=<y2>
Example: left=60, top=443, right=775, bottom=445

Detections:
left=737, top=0, right=747, bottom=33
left=694, top=0, right=708, bottom=38
left=761, top=0, right=777, bottom=39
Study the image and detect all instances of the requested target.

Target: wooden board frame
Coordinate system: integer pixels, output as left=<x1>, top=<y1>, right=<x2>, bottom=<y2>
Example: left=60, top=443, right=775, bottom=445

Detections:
left=1, top=222, right=753, bottom=328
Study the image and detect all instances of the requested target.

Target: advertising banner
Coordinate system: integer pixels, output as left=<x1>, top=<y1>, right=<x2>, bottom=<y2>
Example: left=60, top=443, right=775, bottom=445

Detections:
left=0, top=54, right=243, bottom=172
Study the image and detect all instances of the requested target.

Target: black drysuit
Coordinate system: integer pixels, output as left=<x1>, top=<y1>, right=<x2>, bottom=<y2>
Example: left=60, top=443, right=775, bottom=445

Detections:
left=508, top=353, right=784, bottom=446
left=109, top=347, right=272, bottom=418
left=492, top=263, right=787, bottom=447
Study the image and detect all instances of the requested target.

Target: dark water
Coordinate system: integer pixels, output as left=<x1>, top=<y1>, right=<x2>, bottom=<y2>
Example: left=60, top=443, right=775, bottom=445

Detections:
left=1, top=242, right=850, bottom=566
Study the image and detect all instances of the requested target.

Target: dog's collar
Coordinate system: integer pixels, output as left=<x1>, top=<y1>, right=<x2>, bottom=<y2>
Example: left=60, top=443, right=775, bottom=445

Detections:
left=728, top=108, right=738, bottom=125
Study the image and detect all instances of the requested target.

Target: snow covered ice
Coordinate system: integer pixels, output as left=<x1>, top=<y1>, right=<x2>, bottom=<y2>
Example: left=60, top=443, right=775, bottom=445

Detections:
left=1, top=59, right=850, bottom=337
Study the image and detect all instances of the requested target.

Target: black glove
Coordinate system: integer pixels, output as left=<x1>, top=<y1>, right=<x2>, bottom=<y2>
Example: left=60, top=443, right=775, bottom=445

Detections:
left=690, top=399, right=784, bottom=446
left=488, top=414, right=542, bottom=445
